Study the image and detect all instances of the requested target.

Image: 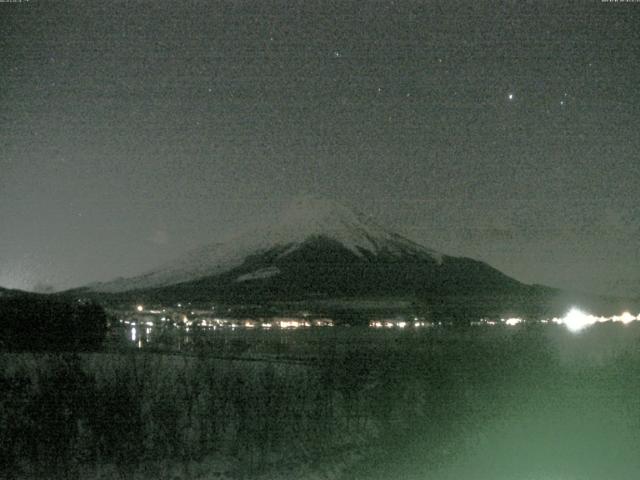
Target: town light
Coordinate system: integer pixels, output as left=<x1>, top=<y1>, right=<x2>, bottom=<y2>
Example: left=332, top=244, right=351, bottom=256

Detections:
left=504, top=317, right=523, bottom=326
left=618, top=312, right=635, bottom=325
left=562, top=307, right=592, bottom=333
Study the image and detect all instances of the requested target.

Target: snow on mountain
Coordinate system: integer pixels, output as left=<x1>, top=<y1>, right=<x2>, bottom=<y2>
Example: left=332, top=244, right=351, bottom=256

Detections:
left=88, top=195, right=444, bottom=293
left=235, top=266, right=281, bottom=283
left=271, top=195, right=443, bottom=260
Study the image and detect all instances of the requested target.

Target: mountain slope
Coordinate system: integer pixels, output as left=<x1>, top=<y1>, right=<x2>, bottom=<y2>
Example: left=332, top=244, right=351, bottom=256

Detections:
left=84, top=195, right=526, bottom=302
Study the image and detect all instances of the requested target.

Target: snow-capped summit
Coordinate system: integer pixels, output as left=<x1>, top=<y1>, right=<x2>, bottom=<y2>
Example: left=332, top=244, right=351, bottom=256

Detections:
left=248, top=194, right=442, bottom=260
left=88, top=195, right=443, bottom=293
left=86, top=194, right=522, bottom=299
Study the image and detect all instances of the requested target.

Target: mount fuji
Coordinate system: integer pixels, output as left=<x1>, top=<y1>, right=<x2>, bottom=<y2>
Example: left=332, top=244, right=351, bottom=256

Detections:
left=84, top=195, right=527, bottom=303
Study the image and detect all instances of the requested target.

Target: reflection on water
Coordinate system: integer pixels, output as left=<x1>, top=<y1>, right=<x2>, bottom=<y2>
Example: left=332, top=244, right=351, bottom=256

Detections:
left=114, top=305, right=640, bottom=352
left=7, top=311, right=640, bottom=480
left=105, top=304, right=640, bottom=478
left=346, top=322, right=640, bottom=480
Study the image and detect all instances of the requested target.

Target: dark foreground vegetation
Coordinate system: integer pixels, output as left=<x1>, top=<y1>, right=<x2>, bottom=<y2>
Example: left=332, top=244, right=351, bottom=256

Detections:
left=2, top=324, right=640, bottom=479
left=0, top=293, right=106, bottom=352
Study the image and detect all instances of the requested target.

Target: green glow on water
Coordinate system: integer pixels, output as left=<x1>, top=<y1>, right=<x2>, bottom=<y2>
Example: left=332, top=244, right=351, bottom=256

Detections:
left=349, top=325, right=640, bottom=480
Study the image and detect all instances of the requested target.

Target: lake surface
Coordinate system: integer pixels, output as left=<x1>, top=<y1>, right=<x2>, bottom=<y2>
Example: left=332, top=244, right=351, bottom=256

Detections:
left=4, top=322, right=640, bottom=479
left=346, top=324, right=640, bottom=480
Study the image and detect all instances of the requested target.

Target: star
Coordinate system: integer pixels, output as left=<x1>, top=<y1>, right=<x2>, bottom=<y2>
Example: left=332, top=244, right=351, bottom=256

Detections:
left=508, top=93, right=514, bottom=101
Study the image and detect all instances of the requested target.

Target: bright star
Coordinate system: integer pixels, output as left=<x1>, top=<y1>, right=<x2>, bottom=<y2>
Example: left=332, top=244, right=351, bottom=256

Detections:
left=508, top=93, right=514, bottom=101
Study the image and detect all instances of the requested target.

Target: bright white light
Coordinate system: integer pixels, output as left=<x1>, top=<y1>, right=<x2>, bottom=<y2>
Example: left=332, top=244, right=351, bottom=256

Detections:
left=508, top=93, right=514, bottom=100
left=562, top=307, right=593, bottom=332
left=279, top=320, right=300, bottom=329
left=136, top=305, right=143, bottom=312
left=471, top=309, right=639, bottom=329
left=397, top=321, right=407, bottom=328
left=618, top=312, right=635, bottom=325
left=131, top=327, right=137, bottom=341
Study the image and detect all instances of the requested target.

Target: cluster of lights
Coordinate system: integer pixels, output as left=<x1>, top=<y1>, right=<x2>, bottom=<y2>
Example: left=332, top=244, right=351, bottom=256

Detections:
left=552, top=308, right=638, bottom=333
left=132, top=305, right=638, bottom=336
left=485, top=308, right=640, bottom=333
left=473, top=317, right=521, bottom=326
left=127, top=308, right=335, bottom=335
left=278, top=320, right=310, bottom=329
left=369, top=320, right=429, bottom=329
left=504, top=318, right=522, bottom=326
left=262, top=318, right=335, bottom=329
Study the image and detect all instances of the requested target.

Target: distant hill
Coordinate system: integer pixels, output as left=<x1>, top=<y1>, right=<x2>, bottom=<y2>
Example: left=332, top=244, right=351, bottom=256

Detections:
left=0, top=286, right=27, bottom=297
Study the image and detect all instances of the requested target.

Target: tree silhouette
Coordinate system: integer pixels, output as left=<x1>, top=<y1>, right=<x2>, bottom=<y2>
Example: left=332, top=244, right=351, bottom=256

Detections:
left=0, top=294, right=107, bottom=351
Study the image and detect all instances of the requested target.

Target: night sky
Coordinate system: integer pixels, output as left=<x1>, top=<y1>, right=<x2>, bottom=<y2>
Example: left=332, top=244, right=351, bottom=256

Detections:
left=1, top=1, right=639, bottom=296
